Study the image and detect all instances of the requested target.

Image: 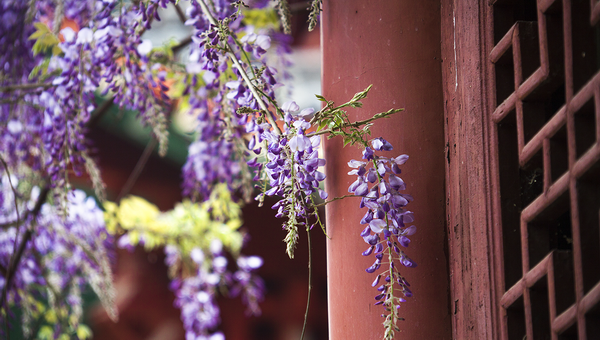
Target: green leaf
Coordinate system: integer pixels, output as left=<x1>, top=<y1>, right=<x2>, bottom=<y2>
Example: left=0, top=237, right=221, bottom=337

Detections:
left=333, top=116, right=343, bottom=126
left=28, top=22, right=50, bottom=40
left=343, top=136, right=351, bottom=147
left=315, top=94, right=326, bottom=102
left=317, top=120, right=328, bottom=131
left=351, top=84, right=373, bottom=102
left=28, top=59, right=50, bottom=80
left=29, top=22, right=60, bottom=56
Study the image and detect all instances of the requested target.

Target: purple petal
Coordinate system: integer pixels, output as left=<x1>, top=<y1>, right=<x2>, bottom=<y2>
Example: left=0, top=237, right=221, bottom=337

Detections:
left=354, top=182, right=369, bottom=196
left=372, top=274, right=381, bottom=287
left=399, top=235, right=411, bottom=247
left=369, top=219, right=386, bottom=233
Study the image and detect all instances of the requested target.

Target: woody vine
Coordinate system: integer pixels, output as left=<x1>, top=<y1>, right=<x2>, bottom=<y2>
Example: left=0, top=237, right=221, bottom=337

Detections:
left=0, top=0, right=417, bottom=339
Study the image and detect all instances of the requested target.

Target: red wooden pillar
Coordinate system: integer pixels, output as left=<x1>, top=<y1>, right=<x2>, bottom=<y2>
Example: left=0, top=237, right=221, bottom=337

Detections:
left=321, top=1, right=452, bottom=339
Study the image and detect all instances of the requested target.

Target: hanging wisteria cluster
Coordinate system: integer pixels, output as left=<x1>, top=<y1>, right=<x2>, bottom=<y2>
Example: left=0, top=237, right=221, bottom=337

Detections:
left=104, top=185, right=264, bottom=340
left=0, top=175, right=116, bottom=338
left=348, top=140, right=416, bottom=338
left=0, top=0, right=416, bottom=339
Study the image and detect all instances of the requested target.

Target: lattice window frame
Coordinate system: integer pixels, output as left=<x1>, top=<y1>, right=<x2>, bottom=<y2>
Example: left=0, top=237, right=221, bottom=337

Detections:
left=442, top=0, right=600, bottom=339
left=488, top=0, right=600, bottom=339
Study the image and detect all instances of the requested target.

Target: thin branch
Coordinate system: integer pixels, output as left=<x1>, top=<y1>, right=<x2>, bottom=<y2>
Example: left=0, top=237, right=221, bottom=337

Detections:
left=306, top=112, right=400, bottom=138
left=300, top=225, right=312, bottom=340
left=0, top=186, right=50, bottom=313
left=0, top=82, right=55, bottom=92
left=0, top=156, right=23, bottom=283
left=116, top=138, right=158, bottom=202
left=172, top=35, right=193, bottom=54
left=86, top=95, right=115, bottom=128
left=313, top=194, right=359, bottom=208
left=0, top=156, right=20, bottom=227
left=173, top=3, right=187, bottom=23
left=197, top=0, right=282, bottom=135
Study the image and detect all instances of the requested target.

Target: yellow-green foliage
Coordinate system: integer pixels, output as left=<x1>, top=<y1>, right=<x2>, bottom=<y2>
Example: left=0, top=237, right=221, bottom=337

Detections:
left=29, top=22, right=61, bottom=56
left=104, top=184, right=243, bottom=257
left=242, top=8, right=280, bottom=30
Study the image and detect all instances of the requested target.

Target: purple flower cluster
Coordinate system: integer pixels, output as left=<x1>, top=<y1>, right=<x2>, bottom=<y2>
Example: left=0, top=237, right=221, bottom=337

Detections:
left=232, top=255, right=265, bottom=316
left=181, top=0, right=292, bottom=202
left=251, top=102, right=327, bottom=257
left=0, top=177, right=116, bottom=336
left=0, top=1, right=55, bottom=173
left=40, top=28, right=97, bottom=194
left=181, top=89, right=246, bottom=200
left=165, top=241, right=263, bottom=340
left=2, top=0, right=174, bottom=207
left=92, top=2, right=172, bottom=154
left=347, top=138, right=415, bottom=325
left=0, top=1, right=37, bottom=82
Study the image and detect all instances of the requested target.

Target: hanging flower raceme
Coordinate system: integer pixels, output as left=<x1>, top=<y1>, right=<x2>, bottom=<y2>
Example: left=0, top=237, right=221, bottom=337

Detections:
left=181, top=92, right=244, bottom=201
left=348, top=137, right=415, bottom=339
left=104, top=184, right=264, bottom=339
left=253, top=102, right=327, bottom=258
left=0, top=175, right=117, bottom=339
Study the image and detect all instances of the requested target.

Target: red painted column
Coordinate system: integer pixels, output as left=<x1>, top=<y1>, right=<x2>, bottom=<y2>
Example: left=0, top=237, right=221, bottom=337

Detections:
left=321, top=1, right=452, bottom=339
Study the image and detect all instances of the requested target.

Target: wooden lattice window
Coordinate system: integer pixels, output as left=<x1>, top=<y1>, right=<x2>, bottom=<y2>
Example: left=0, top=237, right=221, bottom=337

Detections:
left=489, top=0, right=600, bottom=339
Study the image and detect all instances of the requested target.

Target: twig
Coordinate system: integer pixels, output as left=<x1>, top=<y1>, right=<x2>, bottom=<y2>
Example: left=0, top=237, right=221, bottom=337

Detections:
left=313, top=194, right=359, bottom=208
left=87, top=95, right=115, bottom=128
left=305, top=111, right=401, bottom=138
left=116, top=138, right=158, bottom=202
left=170, top=3, right=193, bottom=54
left=0, top=83, right=55, bottom=92
left=172, top=35, right=193, bottom=54
left=0, top=156, right=22, bottom=282
left=197, top=0, right=282, bottom=135
left=0, top=186, right=50, bottom=313
left=300, top=225, right=312, bottom=340
left=173, top=3, right=187, bottom=23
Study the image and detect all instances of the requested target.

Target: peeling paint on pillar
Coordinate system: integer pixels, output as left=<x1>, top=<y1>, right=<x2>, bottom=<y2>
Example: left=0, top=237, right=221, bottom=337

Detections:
left=321, top=1, right=452, bottom=339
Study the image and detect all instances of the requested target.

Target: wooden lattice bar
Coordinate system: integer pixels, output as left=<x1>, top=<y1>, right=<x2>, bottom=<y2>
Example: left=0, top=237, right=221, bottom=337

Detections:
left=489, top=0, right=600, bottom=338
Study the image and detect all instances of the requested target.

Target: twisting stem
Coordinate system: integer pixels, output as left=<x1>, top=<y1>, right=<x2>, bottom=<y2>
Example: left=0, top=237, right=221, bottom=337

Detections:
left=116, top=138, right=157, bottom=203
left=313, top=194, right=359, bottom=208
left=0, top=186, right=50, bottom=314
left=172, top=35, right=193, bottom=54
left=300, top=225, right=312, bottom=340
left=87, top=95, right=115, bottom=128
left=0, top=156, right=22, bottom=279
left=173, top=3, right=187, bottom=23
left=196, top=0, right=281, bottom=135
